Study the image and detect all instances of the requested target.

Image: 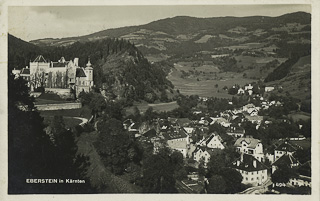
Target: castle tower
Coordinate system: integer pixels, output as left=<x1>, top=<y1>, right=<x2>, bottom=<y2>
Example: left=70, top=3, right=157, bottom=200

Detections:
left=84, top=58, right=93, bottom=86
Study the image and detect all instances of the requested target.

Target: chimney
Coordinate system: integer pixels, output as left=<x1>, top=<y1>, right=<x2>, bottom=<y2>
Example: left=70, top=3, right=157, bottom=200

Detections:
left=237, top=160, right=240, bottom=166
left=26, top=66, right=28, bottom=69
left=240, top=153, right=244, bottom=162
left=253, top=160, right=257, bottom=168
left=74, top=58, right=79, bottom=66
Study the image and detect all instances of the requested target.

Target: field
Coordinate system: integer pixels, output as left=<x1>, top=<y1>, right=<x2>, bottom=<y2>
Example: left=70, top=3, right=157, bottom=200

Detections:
left=167, top=63, right=254, bottom=98
left=125, top=101, right=179, bottom=115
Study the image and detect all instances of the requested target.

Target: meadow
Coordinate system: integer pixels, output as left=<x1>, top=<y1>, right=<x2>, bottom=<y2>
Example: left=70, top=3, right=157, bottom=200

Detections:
left=125, top=101, right=179, bottom=115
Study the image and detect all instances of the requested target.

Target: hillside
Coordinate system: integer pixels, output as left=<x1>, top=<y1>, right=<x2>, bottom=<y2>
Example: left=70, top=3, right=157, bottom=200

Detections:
left=266, top=55, right=311, bottom=101
left=8, top=35, right=175, bottom=104
left=8, top=34, right=42, bottom=71
left=30, top=12, right=311, bottom=61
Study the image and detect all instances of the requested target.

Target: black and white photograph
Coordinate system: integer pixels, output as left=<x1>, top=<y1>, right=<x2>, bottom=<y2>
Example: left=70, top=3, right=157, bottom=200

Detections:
left=1, top=0, right=320, bottom=200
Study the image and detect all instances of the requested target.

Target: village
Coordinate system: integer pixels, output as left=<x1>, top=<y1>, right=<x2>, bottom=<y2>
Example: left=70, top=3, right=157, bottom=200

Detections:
left=122, top=89, right=311, bottom=194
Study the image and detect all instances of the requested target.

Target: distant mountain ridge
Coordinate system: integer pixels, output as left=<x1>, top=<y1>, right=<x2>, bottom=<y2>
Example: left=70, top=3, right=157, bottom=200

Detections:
left=30, top=12, right=310, bottom=46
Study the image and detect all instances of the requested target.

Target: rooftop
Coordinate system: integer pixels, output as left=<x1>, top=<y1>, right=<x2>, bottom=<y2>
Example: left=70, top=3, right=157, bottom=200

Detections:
left=231, top=154, right=268, bottom=172
left=272, top=154, right=299, bottom=167
left=76, top=68, right=87, bottom=77
left=163, top=129, right=188, bottom=140
left=33, top=55, right=47, bottom=63
left=234, top=137, right=261, bottom=149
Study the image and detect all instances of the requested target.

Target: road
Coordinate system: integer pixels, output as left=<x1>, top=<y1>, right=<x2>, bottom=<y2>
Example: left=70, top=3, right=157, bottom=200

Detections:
left=239, top=178, right=273, bottom=194
left=175, top=180, right=194, bottom=194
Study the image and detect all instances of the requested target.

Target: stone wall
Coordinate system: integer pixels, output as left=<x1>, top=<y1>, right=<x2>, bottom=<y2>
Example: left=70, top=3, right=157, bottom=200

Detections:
left=35, top=102, right=82, bottom=111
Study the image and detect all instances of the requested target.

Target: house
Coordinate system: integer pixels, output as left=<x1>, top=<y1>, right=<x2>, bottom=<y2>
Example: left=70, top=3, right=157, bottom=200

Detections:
left=245, top=115, right=263, bottom=125
left=245, top=84, right=253, bottom=91
left=271, top=154, right=300, bottom=173
left=183, top=127, right=195, bottom=135
left=238, top=88, right=245, bottom=94
left=242, top=103, right=256, bottom=112
left=289, top=161, right=311, bottom=187
left=234, top=136, right=264, bottom=162
left=193, top=147, right=220, bottom=164
left=210, top=117, right=230, bottom=127
left=247, top=108, right=259, bottom=116
left=227, top=126, right=245, bottom=138
left=265, top=86, right=275, bottom=92
left=198, top=132, right=225, bottom=150
left=123, top=119, right=133, bottom=130
left=274, top=141, right=299, bottom=161
left=231, top=154, right=268, bottom=186
left=143, top=129, right=157, bottom=139
left=163, top=129, right=190, bottom=157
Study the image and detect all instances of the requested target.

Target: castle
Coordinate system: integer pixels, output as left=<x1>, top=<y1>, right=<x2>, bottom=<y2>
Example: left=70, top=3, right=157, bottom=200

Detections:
left=13, top=55, right=94, bottom=97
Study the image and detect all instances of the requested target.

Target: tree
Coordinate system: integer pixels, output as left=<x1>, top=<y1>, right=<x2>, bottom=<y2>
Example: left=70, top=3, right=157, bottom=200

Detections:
left=219, top=168, right=243, bottom=193
left=207, top=151, right=225, bottom=177
left=141, top=147, right=177, bottom=193
left=198, top=158, right=207, bottom=177
left=8, top=74, right=93, bottom=193
left=132, top=106, right=141, bottom=122
left=272, top=161, right=298, bottom=185
left=95, top=118, right=131, bottom=175
left=207, top=175, right=227, bottom=194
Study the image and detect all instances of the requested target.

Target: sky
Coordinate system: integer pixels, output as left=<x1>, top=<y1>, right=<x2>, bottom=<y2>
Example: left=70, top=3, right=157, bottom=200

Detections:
left=8, top=4, right=311, bottom=42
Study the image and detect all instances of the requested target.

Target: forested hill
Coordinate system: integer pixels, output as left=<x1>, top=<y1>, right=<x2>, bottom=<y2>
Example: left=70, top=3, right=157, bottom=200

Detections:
left=8, top=34, right=42, bottom=70
left=8, top=34, right=175, bottom=104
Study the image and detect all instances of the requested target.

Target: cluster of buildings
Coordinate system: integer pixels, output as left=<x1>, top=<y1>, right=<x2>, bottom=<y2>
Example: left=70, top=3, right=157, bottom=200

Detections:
left=122, top=99, right=310, bottom=190
left=12, top=55, right=94, bottom=97
left=235, top=84, right=275, bottom=96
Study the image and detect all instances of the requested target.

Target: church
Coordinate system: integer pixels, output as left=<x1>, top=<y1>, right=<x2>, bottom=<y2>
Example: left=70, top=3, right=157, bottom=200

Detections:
left=13, top=55, right=94, bottom=97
